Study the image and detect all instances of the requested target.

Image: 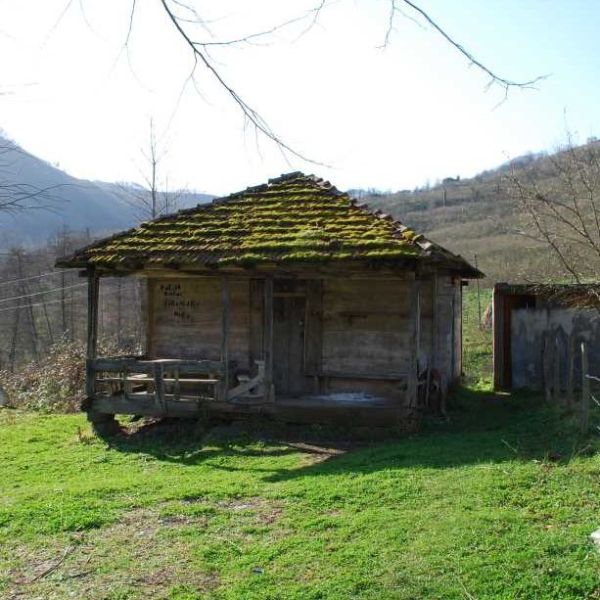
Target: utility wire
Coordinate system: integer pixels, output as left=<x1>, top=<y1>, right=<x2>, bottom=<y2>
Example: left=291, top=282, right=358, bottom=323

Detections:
left=0, top=282, right=87, bottom=304
left=0, top=270, right=64, bottom=288
left=0, top=293, right=86, bottom=314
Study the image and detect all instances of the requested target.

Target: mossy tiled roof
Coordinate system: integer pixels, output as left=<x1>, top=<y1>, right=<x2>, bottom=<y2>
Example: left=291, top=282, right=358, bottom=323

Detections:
left=58, top=172, right=480, bottom=275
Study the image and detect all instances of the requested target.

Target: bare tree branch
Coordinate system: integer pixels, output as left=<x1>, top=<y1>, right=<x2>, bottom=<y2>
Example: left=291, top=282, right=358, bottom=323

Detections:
left=158, top=0, right=323, bottom=165
left=386, top=0, right=548, bottom=95
left=508, top=139, right=600, bottom=287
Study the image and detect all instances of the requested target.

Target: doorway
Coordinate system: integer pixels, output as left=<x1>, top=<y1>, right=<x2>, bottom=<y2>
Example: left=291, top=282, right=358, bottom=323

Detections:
left=272, top=280, right=306, bottom=397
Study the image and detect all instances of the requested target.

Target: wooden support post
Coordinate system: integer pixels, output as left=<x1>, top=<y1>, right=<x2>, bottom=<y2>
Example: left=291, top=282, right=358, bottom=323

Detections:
left=567, top=334, right=575, bottom=407
left=542, top=332, right=553, bottom=404
left=425, top=275, right=437, bottom=410
left=221, top=276, right=230, bottom=401
left=154, top=363, right=166, bottom=413
left=174, top=368, right=180, bottom=402
left=249, top=279, right=264, bottom=373
left=581, top=341, right=590, bottom=435
left=492, top=285, right=504, bottom=390
left=85, top=268, right=99, bottom=400
left=304, top=279, right=323, bottom=376
left=553, top=336, right=561, bottom=404
left=407, top=277, right=419, bottom=408
left=85, top=268, right=117, bottom=433
left=263, top=278, right=274, bottom=403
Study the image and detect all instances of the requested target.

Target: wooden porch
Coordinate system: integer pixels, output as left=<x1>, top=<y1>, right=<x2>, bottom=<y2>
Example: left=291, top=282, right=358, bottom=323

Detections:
left=85, top=355, right=414, bottom=427
left=84, top=262, right=436, bottom=426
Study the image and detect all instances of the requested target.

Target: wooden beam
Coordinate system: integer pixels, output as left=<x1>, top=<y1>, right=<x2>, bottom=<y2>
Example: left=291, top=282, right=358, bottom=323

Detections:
left=146, top=278, right=155, bottom=358
left=263, top=278, right=274, bottom=402
left=86, top=268, right=100, bottom=361
left=85, top=268, right=100, bottom=400
left=304, top=279, right=323, bottom=376
left=221, top=276, right=230, bottom=399
left=567, top=334, right=575, bottom=406
left=425, top=275, right=438, bottom=409
left=249, top=279, right=264, bottom=371
left=492, top=285, right=504, bottom=390
left=407, top=278, right=420, bottom=408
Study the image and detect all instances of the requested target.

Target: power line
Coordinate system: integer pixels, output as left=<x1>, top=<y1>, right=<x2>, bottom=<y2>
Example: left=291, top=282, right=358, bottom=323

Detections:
left=0, top=282, right=87, bottom=304
left=0, top=292, right=86, bottom=314
left=0, top=270, right=64, bottom=288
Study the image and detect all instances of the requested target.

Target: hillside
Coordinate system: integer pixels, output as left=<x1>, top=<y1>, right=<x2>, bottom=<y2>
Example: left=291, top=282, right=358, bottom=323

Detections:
left=363, top=148, right=583, bottom=281
left=0, top=134, right=212, bottom=247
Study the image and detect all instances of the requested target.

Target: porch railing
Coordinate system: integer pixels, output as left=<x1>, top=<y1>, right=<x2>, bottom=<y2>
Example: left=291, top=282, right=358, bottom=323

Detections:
left=87, top=357, right=227, bottom=410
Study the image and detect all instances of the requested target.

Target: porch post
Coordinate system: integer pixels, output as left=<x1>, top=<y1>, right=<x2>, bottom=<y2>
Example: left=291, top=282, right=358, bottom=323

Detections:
left=221, top=276, right=230, bottom=400
left=263, top=277, right=274, bottom=402
left=85, top=267, right=99, bottom=399
left=86, top=267, right=99, bottom=360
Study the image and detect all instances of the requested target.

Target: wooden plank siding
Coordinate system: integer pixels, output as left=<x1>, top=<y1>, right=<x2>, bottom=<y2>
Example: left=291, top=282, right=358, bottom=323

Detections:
left=142, top=274, right=460, bottom=406
left=321, top=278, right=413, bottom=377
left=148, top=278, right=250, bottom=370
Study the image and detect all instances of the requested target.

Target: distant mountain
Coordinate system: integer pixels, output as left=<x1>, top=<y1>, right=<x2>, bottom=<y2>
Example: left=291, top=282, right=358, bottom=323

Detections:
left=0, top=134, right=213, bottom=247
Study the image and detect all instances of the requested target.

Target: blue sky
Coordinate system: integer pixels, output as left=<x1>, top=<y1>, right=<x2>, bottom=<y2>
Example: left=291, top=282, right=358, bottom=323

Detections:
left=0, top=0, right=598, bottom=194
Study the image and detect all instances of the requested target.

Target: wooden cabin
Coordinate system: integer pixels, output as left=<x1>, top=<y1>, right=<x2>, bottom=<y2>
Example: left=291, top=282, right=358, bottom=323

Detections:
left=57, top=172, right=481, bottom=430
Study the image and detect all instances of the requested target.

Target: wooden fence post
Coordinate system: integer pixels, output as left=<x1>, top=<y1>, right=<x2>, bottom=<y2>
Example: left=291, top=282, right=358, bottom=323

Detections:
left=581, top=341, right=590, bottom=435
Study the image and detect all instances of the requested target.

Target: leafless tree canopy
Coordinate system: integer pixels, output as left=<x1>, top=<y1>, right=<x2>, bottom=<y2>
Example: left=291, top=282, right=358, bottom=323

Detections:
left=509, top=139, right=600, bottom=285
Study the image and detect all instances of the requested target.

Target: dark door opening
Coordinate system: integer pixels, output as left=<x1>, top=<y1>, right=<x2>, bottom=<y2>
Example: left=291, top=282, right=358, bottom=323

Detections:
left=502, top=293, right=536, bottom=388
left=273, top=281, right=306, bottom=397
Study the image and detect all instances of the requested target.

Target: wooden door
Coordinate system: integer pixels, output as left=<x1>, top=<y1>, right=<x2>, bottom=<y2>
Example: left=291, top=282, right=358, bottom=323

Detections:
left=273, top=292, right=306, bottom=397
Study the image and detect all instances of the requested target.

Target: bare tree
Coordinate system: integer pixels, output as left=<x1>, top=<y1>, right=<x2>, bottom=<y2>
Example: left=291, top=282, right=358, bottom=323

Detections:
left=121, top=119, right=182, bottom=221
left=508, top=138, right=600, bottom=303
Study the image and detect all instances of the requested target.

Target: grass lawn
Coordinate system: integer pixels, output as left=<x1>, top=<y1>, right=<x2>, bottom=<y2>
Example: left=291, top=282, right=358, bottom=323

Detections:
left=1, top=288, right=600, bottom=599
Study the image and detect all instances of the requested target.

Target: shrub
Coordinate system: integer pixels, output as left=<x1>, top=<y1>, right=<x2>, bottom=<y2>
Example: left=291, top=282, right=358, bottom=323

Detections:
left=0, top=339, right=123, bottom=413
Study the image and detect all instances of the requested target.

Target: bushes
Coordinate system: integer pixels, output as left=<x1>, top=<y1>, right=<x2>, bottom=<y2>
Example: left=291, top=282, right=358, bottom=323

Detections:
left=0, top=340, right=123, bottom=413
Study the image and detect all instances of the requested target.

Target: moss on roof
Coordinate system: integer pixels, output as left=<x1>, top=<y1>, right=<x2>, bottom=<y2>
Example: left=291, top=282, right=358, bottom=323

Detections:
left=58, top=172, right=480, bottom=275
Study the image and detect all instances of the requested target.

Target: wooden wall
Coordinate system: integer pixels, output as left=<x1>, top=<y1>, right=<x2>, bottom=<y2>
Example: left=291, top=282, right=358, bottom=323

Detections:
left=427, top=276, right=462, bottom=392
left=148, top=278, right=250, bottom=369
left=321, top=279, right=412, bottom=377
left=145, top=273, right=463, bottom=401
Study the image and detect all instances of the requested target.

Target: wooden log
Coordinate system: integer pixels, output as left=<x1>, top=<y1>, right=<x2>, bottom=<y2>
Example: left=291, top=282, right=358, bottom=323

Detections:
left=263, top=278, right=274, bottom=402
left=581, top=341, right=590, bottom=434
left=566, top=334, right=575, bottom=407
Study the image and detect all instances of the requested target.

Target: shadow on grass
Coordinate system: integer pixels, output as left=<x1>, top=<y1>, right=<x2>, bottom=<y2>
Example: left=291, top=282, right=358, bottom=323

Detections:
left=97, top=387, right=598, bottom=476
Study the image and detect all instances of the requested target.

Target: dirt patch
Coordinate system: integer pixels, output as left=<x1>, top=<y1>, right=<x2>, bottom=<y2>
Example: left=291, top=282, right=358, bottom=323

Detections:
left=3, top=506, right=219, bottom=600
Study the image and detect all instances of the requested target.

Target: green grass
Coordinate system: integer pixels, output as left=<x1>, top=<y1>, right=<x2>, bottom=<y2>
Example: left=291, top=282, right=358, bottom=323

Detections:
left=462, top=286, right=494, bottom=390
left=2, top=400, right=600, bottom=599
left=1, top=287, right=600, bottom=598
